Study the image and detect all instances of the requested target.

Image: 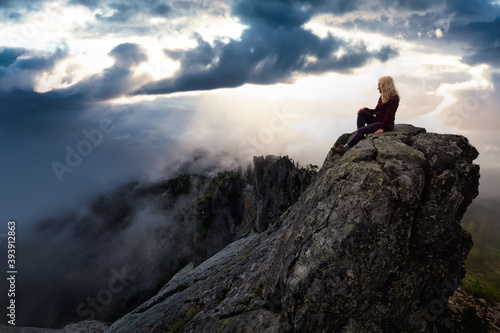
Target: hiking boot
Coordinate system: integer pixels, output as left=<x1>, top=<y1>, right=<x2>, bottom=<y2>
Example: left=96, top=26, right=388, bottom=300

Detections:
left=332, top=146, right=348, bottom=155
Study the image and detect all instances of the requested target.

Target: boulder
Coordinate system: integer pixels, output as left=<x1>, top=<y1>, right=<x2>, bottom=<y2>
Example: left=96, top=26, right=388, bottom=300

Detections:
left=104, top=124, right=479, bottom=332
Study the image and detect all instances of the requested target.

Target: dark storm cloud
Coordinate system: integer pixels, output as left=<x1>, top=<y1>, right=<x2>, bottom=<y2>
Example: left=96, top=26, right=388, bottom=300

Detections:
left=442, top=0, right=500, bottom=67
left=374, top=45, right=399, bottom=62
left=318, top=0, right=494, bottom=22
left=60, top=43, right=148, bottom=101
left=136, top=0, right=398, bottom=95
left=0, top=42, right=145, bottom=98
left=12, top=46, right=68, bottom=71
left=68, top=0, right=100, bottom=7
left=396, top=0, right=442, bottom=11
left=0, top=43, right=147, bottom=140
left=109, top=42, right=149, bottom=67
left=310, top=0, right=444, bottom=16
left=70, top=0, right=227, bottom=40
left=0, top=0, right=44, bottom=6
left=0, top=0, right=34, bottom=9
left=234, top=0, right=314, bottom=27
left=0, top=46, right=68, bottom=74
left=0, top=42, right=171, bottom=146
left=64, top=0, right=178, bottom=40
left=0, top=45, right=69, bottom=91
left=0, top=47, right=26, bottom=66
left=324, top=0, right=500, bottom=67
left=0, top=0, right=46, bottom=21
left=68, top=0, right=172, bottom=22
left=445, top=0, right=498, bottom=22
left=447, top=18, right=500, bottom=67
left=0, top=0, right=13, bottom=7
left=52, top=42, right=148, bottom=101
left=94, top=1, right=137, bottom=22
left=64, top=0, right=500, bottom=69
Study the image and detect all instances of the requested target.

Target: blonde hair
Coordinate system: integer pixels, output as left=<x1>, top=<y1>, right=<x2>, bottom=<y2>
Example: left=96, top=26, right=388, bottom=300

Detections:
left=378, top=76, right=400, bottom=104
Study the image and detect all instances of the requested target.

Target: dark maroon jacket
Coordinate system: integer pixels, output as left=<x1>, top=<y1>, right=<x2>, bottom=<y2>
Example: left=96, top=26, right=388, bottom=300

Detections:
left=365, top=95, right=399, bottom=130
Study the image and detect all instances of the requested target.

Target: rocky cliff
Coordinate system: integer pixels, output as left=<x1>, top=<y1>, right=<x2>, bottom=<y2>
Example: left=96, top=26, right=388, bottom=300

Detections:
left=96, top=124, right=480, bottom=332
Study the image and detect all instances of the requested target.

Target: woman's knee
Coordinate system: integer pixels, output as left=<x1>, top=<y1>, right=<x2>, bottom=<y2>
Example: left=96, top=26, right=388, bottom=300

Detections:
left=357, top=110, right=376, bottom=124
left=357, top=110, right=371, bottom=119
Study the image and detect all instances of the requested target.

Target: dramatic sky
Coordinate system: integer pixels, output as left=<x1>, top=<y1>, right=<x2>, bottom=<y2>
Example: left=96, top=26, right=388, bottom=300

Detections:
left=1, top=0, right=499, bottom=229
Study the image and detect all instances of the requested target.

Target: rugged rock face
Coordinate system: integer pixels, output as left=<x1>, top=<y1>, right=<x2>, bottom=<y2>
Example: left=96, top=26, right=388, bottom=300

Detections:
left=103, top=124, right=480, bottom=332
left=253, top=155, right=314, bottom=232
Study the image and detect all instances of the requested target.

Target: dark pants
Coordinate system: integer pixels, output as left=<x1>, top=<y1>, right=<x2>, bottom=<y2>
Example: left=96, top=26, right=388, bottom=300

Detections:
left=346, top=110, right=394, bottom=147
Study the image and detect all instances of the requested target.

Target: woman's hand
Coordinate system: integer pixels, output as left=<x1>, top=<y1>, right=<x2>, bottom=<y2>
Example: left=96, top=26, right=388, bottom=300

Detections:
left=358, top=107, right=366, bottom=114
left=374, top=128, right=384, bottom=134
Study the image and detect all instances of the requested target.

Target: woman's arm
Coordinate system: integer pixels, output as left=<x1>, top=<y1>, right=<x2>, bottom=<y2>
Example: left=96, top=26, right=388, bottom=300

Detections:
left=365, top=97, right=382, bottom=115
left=380, top=96, right=399, bottom=130
left=364, top=107, right=377, bottom=114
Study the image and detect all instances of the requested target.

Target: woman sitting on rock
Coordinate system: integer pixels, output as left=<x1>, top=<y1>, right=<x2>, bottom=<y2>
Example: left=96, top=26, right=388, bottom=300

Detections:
left=333, top=76, right=400, bottom=155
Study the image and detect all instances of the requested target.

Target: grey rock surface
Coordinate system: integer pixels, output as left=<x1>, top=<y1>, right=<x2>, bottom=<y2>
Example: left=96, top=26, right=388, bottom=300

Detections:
left=103, top=124, right=479, bottom=332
